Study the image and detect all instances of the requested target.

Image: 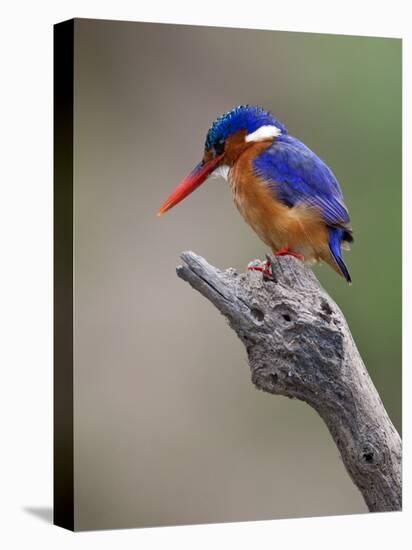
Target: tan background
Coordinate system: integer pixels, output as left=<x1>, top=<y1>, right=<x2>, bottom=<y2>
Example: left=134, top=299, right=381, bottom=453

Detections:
left=73, top=19, right=401, bottom=530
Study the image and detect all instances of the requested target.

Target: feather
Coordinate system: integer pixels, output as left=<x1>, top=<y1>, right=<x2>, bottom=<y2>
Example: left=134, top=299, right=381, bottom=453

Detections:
left=253, top=134, right=353, bottom=240
left=329, top=228, right=352, bottom=283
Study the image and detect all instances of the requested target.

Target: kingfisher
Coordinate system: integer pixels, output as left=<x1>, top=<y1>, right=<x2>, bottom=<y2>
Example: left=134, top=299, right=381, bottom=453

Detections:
left=158, top=105, right=353, bottom=283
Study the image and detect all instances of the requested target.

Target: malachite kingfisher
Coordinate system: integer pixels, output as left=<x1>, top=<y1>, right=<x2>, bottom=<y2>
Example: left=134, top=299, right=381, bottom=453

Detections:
left=158, top=105, right=353, bottom=283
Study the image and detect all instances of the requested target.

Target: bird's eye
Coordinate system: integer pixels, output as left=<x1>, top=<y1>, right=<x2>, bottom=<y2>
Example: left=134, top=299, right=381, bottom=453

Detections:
left=214, top=139, right=225, bottom=155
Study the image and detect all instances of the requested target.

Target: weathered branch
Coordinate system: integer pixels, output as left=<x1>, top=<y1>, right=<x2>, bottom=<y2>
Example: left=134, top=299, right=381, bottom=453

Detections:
left=176, top=251, right=401, bottom=512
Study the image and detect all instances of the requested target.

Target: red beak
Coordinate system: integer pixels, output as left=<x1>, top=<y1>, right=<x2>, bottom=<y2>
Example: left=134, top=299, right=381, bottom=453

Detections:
left=157, top=155, right=224, bottom=216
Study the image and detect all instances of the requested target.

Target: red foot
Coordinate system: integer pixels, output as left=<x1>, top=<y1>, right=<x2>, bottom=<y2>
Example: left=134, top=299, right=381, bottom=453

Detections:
left=275, top=247, right=304, bottom=261
left=248, top=259, right=273, bottom=279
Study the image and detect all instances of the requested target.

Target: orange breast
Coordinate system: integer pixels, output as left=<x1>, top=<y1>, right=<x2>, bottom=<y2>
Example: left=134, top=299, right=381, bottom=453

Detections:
left=229, top=143, right=330, bottom=262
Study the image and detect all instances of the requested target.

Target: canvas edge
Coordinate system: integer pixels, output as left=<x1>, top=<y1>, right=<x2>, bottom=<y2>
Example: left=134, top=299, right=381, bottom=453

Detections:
left=53, top=18, right=75, bottom=532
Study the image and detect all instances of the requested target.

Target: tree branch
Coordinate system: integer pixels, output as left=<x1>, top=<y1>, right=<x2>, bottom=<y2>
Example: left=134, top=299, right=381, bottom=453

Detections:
left=176, top=251, right=402, bottom=512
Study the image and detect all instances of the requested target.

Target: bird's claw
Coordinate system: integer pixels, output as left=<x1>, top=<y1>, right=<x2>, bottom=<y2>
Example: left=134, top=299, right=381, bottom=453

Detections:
left=247, top=259, right=274, bottom=281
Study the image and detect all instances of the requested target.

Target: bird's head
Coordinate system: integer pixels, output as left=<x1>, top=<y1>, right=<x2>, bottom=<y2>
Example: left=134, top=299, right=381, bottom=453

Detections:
left=157, top=105, right=287, bottom=215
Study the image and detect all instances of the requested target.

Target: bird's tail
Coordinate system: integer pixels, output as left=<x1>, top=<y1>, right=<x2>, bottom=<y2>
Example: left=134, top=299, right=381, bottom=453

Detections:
left=328, top=228, right=352, bottom=284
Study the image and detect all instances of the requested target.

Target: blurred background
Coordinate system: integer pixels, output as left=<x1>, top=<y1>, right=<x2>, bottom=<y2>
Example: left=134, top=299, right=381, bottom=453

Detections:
left=73, top=19, right=401, bottom=530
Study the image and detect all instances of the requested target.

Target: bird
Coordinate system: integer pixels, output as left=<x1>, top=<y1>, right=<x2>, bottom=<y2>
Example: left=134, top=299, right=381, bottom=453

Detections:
left=158, top=105, right=353, bottom=283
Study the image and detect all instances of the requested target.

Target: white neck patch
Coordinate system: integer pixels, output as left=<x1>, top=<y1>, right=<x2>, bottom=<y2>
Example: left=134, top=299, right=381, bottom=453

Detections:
left=212, top=165, right=230, bottom=181
left=245, top=125, right=281, bottom=143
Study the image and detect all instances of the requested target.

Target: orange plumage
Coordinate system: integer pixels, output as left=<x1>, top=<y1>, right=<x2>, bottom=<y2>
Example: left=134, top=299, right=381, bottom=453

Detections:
left=229, top=140, right=338, bottom=273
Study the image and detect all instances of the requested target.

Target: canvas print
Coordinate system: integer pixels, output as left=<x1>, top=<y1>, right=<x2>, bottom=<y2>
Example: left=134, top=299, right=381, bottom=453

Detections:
left=54, top=18, right=402, bottom=531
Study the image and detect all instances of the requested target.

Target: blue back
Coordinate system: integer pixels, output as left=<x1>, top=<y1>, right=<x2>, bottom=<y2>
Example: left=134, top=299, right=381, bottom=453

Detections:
left=254, top=134, right=351, bottom=229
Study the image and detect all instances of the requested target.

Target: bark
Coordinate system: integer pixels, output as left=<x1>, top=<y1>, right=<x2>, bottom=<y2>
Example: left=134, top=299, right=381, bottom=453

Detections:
left=176, top=251, right=402, bottom=512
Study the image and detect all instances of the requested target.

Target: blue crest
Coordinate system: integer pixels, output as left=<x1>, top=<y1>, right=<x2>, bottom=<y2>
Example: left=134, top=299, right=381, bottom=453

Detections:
left=205, top=105, right=287, bottom=150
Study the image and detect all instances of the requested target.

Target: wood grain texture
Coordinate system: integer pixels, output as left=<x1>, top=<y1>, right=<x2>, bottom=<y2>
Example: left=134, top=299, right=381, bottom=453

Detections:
left=176, top=251, right=401, bottom=512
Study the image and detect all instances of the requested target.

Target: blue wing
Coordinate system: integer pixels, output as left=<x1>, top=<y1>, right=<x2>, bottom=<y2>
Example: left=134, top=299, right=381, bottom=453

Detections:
left=253, top=135, right=352, bottom=233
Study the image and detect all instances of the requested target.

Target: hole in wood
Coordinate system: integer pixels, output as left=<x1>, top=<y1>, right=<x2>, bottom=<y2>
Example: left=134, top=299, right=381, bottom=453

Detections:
left=250, top=308, right=265, bottom=322
left=321, top=299, right=333, bottom=316
left=362, top=452, right=374, bottom=464
left=269, top=373, right=278, bottom=386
